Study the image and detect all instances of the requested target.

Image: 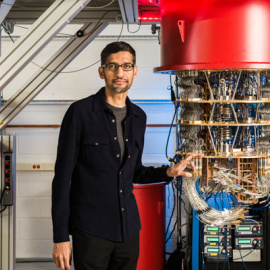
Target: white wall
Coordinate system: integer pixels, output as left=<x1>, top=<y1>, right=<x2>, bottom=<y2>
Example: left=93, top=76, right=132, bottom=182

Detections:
left=2, top=23, right=179, bottom=259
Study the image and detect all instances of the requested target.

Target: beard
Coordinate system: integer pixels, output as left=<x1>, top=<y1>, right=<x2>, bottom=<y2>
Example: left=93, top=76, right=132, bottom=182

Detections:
left=111, top=85, right=129, bottom=93
left=104, top=75, right=132, bottom=94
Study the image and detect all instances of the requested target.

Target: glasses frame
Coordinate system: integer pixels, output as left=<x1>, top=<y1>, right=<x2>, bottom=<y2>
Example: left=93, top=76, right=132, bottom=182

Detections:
left=101, top=63, right=135, bottom=71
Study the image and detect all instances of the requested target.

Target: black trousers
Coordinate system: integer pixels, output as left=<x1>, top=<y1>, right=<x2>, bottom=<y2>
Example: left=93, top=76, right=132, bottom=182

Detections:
left=72, top=228, right=139, bottom=270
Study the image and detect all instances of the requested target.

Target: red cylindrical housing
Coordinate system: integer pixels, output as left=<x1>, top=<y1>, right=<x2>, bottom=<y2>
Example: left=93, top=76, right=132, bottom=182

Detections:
left=154, top=0, right=270, bottom=73
left=133, top=183, right=167, bottom=270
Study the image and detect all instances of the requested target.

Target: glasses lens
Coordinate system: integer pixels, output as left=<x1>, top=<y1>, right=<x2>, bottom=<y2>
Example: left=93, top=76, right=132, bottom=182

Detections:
left=105, top=63, right=134, bottom=71
left=122, top=64, right=134, bottom=71
left=106, top=63, right=117, bottom=71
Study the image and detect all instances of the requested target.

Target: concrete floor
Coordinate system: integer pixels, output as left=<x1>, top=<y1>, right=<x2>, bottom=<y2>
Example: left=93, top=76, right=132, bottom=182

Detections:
left=16, top=262, right=75, bottom=270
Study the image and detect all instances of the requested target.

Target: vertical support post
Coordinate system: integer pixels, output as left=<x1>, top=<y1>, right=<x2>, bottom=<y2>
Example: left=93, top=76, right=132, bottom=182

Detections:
left=0, top=135, right=16, bottom=270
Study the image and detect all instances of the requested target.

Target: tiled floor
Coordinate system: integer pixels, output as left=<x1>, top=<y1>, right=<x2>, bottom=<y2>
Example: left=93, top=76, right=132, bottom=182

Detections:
left=16, top=262, right=75, bottom=270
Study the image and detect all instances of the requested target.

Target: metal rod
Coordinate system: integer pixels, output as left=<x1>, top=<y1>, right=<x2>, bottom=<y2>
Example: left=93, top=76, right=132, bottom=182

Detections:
left=257, top=71, right=260, bottom=100
left=204, top=70, right=214, bottom=100
left=254, top=126, right=257, bottom=154
left=230, top=104, right=239, bottom=124
left=232, top=70, right=242, bottom=100
left=209, top=103, right=216, bottom=122
left=232, top=126, right=239, bottom=149
left=207, top=126, right=217, bottom=154
left=255, top=103, right=259, bottom=122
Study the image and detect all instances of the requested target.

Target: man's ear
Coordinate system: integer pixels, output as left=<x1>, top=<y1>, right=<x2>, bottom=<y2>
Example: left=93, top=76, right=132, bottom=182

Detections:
left=98, top=67, right=105, bottom=79
left=133, top=65, right=137, bottom=78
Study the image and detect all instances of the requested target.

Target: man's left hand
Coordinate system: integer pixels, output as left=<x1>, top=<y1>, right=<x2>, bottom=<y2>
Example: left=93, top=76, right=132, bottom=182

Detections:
left=166, top=152, right=204, bottom=178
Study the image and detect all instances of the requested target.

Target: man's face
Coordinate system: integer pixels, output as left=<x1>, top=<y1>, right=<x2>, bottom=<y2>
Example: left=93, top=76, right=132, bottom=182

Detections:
left=98, top=51, right=137, bottom=94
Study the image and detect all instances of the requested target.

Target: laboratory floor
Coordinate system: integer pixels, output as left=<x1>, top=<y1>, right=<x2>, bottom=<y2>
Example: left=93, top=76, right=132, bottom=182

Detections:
left=16, top=262, right=75, bottom=270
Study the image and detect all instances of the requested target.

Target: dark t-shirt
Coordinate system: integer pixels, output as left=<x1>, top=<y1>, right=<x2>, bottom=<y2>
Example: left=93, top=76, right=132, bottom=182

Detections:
left=106, top=103, right=127, bottom=163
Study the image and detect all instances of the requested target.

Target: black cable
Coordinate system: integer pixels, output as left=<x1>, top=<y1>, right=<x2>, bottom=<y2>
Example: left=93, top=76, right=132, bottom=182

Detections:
left=165, top=218, right=177, bottom=244
left=0, top=206, right=7, bottom=213
left=0, top=189, right=7, bottom=213
left=0, top=188, right=5, bottom=203
left=127, top=20, right=141, bottom=34
left=83, top=10, right=111, bottom=37
left=165, top=106, right=177, bottom=164
left=233, top=243, right=258, bottom=260
left=238, top=248, right=249, bottom=270
left=178, top=177, right=183, bottom=246
left=181, top=198, right=189, bottom=215
left=7, top=31, right=15, bottom=43
left=1, top=23, right=15, bottom=43
left=165, top=181, right=176, bottom=241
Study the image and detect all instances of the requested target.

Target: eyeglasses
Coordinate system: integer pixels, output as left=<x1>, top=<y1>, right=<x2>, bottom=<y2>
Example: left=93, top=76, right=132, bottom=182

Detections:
left=101, top=63, right=135, bottom=71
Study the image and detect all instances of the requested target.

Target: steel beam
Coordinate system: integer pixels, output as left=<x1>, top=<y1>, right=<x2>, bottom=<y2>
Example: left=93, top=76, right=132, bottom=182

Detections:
left=118, top=0, right=138, bottom=23
left=0, top=0, right=92, bottom=93
left=0, top=0, right=16, bottom=25
left=0, top=22, right=108, bottom=129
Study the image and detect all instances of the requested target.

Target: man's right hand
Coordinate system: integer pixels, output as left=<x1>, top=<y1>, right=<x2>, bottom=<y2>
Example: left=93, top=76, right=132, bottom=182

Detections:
left=52, top=241, right=72, bottom=270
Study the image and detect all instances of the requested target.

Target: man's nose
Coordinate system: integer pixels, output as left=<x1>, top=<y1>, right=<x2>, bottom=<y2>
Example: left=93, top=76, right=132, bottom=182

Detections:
left=115, top=66, right=124, bottom=76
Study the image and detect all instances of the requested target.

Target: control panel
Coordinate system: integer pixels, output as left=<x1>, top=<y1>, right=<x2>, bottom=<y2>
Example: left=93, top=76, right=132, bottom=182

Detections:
left=235, top=222, right=263, bottom=236
left=204, top=246, right=233, bottom=260
left=204, top=235, right=232, bottom=247
left=204, top=225, right=232, bottom=236
left=2, top=153, right=13, bottom=206
left=235, top=237, right=264, bottom=249
left=203, top=220, right=264, bottom=262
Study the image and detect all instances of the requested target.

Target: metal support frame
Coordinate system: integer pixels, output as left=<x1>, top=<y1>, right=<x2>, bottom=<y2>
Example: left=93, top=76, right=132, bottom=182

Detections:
left=0, top=22, right=108, bottom=129
left=0, top=0, right=92, bottom=92
left=0, top=135, right=16, bottom=270
left=118, top=0, right=139, bottom=23
left=0, top=0, right=16, bottom=25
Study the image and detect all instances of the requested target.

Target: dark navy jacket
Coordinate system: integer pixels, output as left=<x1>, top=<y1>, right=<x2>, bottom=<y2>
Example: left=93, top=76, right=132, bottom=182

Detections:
left=52, top=88, right=171, bottom=243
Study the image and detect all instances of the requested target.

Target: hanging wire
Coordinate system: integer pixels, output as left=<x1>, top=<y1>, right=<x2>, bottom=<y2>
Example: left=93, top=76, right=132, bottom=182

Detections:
left=84, top=0, right=115, bottom=9
left=165, top=106, right=177, bottom=164
left=3, top=16, right=124, bottom=73
left=30, top=15, right=124, bottom=74
left=127, top=20, right=142, bottom=34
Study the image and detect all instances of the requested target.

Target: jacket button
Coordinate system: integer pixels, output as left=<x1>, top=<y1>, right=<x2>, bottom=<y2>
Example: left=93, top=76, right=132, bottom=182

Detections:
left=125, top=138, right=129, bottom=142
left=116, top=154, right=120, bottom=158
left=128, top=155, right=131, bottom=158
left=114, top=137, right=117, bottom=140
left=119, top=171, right=122, bottom=175
left=122, top=208, right=125, bottom=211
left=112, top=119, right=115, bottom=123
left=120, top=190, right=123, bottom=193
left=94, top=142, right=98, bottom=146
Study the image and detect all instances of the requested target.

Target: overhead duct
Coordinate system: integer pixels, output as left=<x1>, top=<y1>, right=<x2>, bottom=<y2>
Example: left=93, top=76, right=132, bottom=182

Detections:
left=0, top=0, right=16, bottom=25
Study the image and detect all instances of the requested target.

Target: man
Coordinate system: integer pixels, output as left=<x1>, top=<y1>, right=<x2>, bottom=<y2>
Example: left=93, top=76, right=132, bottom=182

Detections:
left=52, top=41, right=202, bottom=270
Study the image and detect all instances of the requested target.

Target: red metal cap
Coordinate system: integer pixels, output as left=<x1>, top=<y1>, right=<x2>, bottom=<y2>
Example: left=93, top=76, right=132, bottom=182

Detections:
left=154, top=0, right=270, bottom=73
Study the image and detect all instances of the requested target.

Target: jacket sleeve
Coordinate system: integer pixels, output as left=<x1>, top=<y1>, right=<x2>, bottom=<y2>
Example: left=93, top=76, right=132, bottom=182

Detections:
left=51, top=104, right=81, bottom=243
left=132, top=113, right=173, bottom=184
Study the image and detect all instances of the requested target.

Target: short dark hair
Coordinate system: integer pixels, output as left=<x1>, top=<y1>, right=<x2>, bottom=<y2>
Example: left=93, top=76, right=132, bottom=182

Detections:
left=101, top=41, right=136, bottom=65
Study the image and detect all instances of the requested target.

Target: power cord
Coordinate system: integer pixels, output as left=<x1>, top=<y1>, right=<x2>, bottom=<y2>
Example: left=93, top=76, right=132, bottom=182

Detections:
left=127, top=20, right=142, bottom=34
left=165, top=181, right=176, bottom=243
left=165, top=75, right=178, bottom=164
left=0, top=188, right=7, bottom=213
